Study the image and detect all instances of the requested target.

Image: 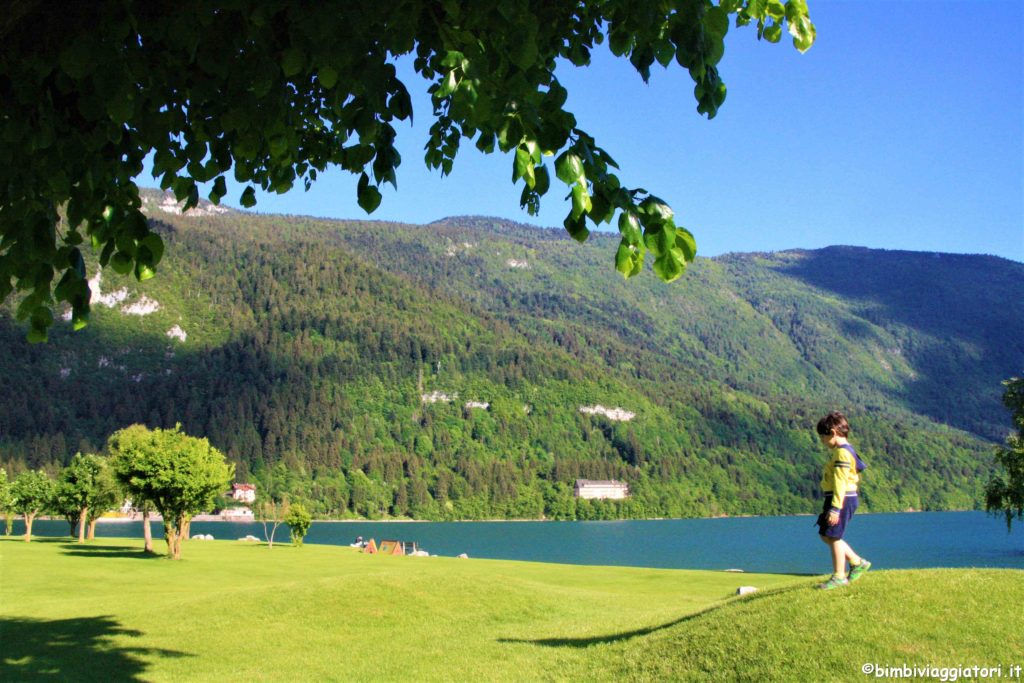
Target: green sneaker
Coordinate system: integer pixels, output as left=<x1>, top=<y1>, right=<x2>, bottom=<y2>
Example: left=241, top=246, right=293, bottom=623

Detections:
left=849, top=559, right=872, bottom=582
left=817, top=575, right=850, bottom=590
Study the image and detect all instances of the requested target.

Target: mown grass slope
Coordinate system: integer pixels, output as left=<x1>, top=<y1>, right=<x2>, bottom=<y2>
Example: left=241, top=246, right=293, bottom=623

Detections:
left=2, top=537, right=1020, bottom=682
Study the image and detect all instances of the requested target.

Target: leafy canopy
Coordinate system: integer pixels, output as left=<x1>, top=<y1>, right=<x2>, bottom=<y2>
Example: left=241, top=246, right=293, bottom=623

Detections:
left=285, top=503, right=313, bottom=546
left=53, top=452, right=121, bottom=532
left=108, top=423, right=233, bottom=557
left=0, top=0, right=814, bottom=341
left=986, top=377, right=1024, bottom=531
left=10, top=470, right=55, bottom=517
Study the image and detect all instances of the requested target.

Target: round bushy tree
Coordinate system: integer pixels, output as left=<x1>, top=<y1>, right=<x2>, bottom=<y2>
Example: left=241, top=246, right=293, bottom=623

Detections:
left=11, top=470, right=56, bottom=541
left=285, top=503, right=313, bottom=547
left=109, top=424, right=233, bottom=559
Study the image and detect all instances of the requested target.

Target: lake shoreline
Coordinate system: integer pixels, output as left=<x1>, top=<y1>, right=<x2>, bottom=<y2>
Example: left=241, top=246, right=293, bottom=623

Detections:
left=20, top=510, right=1021, bottom=573
left=86, top=506, right=974, bottom=525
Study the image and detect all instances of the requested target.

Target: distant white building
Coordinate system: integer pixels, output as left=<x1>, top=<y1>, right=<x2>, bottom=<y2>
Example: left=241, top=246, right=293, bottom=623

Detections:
left=573, top=479, right=630, bottom=500
left=221, top=507, right=255, bottom=520
left=229, top=483, right=256, bottom=503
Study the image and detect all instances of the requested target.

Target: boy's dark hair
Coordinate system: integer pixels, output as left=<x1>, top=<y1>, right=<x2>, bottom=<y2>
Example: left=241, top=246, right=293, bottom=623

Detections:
left=816, top=411, right=850, bottom=437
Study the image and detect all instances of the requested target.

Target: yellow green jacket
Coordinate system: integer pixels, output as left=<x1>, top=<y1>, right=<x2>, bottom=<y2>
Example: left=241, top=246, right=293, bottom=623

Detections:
left=821, top=444, right=859, bottom=511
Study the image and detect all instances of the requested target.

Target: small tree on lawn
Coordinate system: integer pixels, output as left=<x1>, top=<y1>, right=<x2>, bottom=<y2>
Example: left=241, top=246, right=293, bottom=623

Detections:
left=11, top=470, right=55, bottom=541
left=285, top=503, right=313, bottom=547
left=257, top=496, right=289, bottom=549
left=0, top=468, right=13, bottom=536
left=108, top=424, right=233, bottom=560
left=109, top=426, right=158, bottom=553
left=54, top=453, right=120, bottom=543
left=986, top=377, right=1024, bottom=531
left=85, top=462, right=121, bottom=541
left=52, top=480, right=83, bottom=538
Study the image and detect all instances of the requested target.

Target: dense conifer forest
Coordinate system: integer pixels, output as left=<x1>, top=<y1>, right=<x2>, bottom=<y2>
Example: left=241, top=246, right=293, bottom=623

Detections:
left=2, top=191, right=1020, bottom=519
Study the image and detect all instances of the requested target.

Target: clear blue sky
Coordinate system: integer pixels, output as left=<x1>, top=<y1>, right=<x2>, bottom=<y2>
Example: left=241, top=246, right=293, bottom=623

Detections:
left=146, top=1, right=1024, bottom=262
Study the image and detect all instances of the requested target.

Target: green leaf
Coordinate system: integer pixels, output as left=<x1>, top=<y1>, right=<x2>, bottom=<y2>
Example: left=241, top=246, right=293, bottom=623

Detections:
left=110, top=252, right=133, bottom=275
left=389, top=87, right=413, bottom=121
left=615, top=241, right=644, bottom=278
left=675, top=228, right=697, bottom=262
left=608, top=29, right=632, bottom=57
left=570, top=183, right=591, bottom=220
left=107, top=95, right=134, bottom=125
left=435, top=70, right=458, bottom=99
left=563, top=215, right=589, bottom=243
left=619, top=212, right=642, bottom=245
left=135, top=262, right=156, bottom=281
left=511, top=20, right=538, bottom=70
left=652, top=252, right=685, bottom=282
left=653, top=40, right=675, bottom=68
left=514, top=146, right=534, bottom=187
left=141, top=234, right=165, bottom=265
left=319, top=66, right=338, bottom=89
left=766, top=0, right=786, bottom=20
left=99, top=239, right=116, bottom=267
left=533, top=165, right=550, bottom=196
left=59, top=37, right=94, bottom=79
left=588, top=191, right=614, bottom=225
left=54, top=270, right=75, bottom=301
left=643, top=224, right=676, bottom=257
left=785, top=0, right=816, bottom=52
left=555, top=152, right=584, bottom=185
left=269, top=136, right=289, bottom=158
left=639, top=197, right=674, bottom=223
left=240, top=186, right=257, bottom=208
left=357, top=173, right=382, bottom=213
left=763, top=23, right=783, bottom=43
left=281, top=48, right=304, bottom=77
left=703, top=7, right=730, bottom=38
left=210, top=176, right=227, bottom=204
left=440, top=50, right=465, bottom=68
left=70, top=247, right=86, bottom=278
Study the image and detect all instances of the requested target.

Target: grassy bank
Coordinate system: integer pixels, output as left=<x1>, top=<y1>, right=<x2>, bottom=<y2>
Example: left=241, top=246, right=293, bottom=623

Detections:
left=1, top=537, right=1020, bottom=681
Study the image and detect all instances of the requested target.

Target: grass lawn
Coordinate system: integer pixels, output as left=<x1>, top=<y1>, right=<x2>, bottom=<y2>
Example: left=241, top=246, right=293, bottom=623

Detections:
left=1, top=536, right=1020, bottom=682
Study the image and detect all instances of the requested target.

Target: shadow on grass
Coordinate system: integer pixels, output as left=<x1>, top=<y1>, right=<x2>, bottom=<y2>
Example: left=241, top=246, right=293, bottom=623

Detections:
left=498, top=583, right=811, bottom=649
left=0, top=615, right=192, bottom=682
left=58, top=544, right=164, bottom=560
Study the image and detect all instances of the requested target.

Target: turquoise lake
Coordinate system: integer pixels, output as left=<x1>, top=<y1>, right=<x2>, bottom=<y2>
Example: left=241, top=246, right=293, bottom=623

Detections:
left=19, top=510, right=1023, bottom=574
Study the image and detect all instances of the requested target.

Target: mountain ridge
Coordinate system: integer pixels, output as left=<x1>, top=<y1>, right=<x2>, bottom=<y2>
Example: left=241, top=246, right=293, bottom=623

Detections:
left=1, top=195, right=1019, bottom=519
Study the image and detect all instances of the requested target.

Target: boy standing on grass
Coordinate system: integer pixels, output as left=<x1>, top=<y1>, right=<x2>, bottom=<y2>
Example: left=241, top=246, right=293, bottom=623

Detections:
left=815, top=411, right=871, bottom=590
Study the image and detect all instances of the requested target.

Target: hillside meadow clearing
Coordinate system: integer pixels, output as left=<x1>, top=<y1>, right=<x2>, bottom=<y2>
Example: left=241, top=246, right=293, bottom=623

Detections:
left=1, top=537, right=1021, bottom=681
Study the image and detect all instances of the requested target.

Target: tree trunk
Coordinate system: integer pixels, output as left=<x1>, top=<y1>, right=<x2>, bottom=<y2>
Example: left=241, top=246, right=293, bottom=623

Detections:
left=182, top=518, right=191, bottom=541
left=24, top=513, right=34, bottom=541
left=171, top=514, right=187, bottom=559
left=87, top=519, right=97, bottom=540
left=78, top=508, right=88, bottom=543
left=4, top=511, right=11, bottom=536
left=142, top=509, right=153, bottom=553
left=262, top=520, right=274, bottom=548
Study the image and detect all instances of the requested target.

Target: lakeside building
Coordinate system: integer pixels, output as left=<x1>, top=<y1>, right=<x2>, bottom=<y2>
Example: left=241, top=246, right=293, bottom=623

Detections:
left=229, top=483, right=256, bottom=503
left=573, top=479, right=630, bottom=500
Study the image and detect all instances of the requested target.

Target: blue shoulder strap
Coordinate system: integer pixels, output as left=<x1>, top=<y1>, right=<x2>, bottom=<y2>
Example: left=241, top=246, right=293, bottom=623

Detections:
left=839, top=443, right=867, bottom=472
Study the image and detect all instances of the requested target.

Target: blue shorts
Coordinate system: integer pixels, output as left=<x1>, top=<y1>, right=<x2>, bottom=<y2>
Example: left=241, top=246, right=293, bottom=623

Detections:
left=817, top=494, right=858, bottom=539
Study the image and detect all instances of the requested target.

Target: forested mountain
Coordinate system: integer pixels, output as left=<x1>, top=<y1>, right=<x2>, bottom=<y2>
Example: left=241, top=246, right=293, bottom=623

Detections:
left=2, top=191, right=1020, bottom=519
